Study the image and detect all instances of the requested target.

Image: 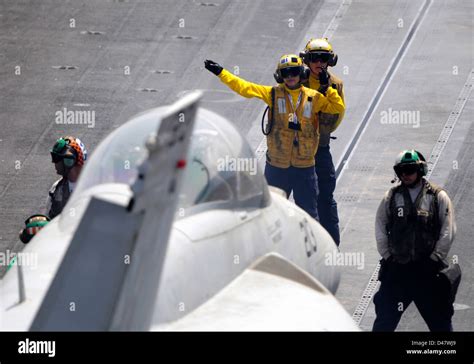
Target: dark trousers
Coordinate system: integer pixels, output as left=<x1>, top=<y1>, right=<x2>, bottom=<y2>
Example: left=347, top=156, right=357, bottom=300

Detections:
left=264, top=163, right=319, bottom=220
left=315, top=145, right=340, bottom=245
left=372, top=261, right=454, bottom=332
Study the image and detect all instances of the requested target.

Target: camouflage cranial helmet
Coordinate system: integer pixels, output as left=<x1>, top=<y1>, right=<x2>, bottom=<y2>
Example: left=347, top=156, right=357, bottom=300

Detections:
left=50, top=136, right=88, bottom=167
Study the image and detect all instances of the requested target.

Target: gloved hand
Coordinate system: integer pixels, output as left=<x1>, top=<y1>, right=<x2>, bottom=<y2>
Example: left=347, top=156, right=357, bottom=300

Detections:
left=19, top=228, right=33, bottom=244
left=204, top=60, right=223, bottom=76
left=318, top=68, right=330, bottom=95
left=384, top=255, right=394, bottom=264
left=422, top=256, right=444, bottom=276
left=318, top=68, right=330, bottom=86
left=19, top=214, right=50, bottom=244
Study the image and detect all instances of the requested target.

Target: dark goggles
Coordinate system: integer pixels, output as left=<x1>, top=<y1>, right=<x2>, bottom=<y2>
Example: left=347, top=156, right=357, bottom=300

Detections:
left=280, top=67, right=301, bottom=79
left=50, top=151, right=74, bottom=164
left=394, top=163, right=419, bottom=175
left=307, top=52, right=331, bottom=63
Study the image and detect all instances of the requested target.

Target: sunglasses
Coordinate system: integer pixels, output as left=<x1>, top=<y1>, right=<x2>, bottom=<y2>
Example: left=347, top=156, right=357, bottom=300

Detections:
left=307, top=52, right=331, bottom=63
left=395, top=164, right=419, bottom=175
left=280, top=67, right=301, bottom=79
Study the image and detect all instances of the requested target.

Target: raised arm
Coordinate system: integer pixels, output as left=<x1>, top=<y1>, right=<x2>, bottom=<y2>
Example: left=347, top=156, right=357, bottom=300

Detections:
left=205, top=60, right=273, bottom=106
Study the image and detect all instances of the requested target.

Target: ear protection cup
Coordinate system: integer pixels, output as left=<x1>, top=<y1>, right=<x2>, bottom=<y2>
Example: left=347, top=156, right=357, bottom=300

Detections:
left=328, top=53, right=338, bottom=67
left=415, top=150, right=428, bottom=176
left=63, top=155, right=76, bottom=168
left=273, top=70, right=284, bottom=84
left=301, top=67, right=310, bottom=81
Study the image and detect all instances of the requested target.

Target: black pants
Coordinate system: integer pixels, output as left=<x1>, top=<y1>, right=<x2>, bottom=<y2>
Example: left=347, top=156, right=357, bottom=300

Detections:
left=372, top=261, right=454, bottom=332
left=315, top=145, right=340, bottom=245
left=264, top=163, right=319, bottom=220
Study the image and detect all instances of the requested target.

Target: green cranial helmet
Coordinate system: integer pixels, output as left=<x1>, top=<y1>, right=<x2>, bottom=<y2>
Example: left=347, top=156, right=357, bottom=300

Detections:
left=396, top=149, right=421, bottom=164
left=393, top=149, right=428, bottom=177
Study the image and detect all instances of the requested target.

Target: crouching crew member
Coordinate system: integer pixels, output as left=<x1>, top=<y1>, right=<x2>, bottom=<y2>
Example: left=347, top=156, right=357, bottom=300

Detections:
left=19, top=136, right=87, bottom=243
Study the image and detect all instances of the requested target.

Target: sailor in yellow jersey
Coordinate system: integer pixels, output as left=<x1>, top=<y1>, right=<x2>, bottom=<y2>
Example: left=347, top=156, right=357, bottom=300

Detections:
left=299, top=38, right=345, bottom=245
left=204, top=55, right=345, bottom=220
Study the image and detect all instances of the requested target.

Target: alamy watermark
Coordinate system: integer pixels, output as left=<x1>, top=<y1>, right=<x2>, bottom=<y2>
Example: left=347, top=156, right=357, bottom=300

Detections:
left=217, top=156, right=257, bottom=176
left=18, top=339, right=55, bottom=357
left=380, top=108, right=420, bottom=128
left=0, top=250, right=38, bottom=270
left=325, top=251, right=365, bottom=270
left=55, top=107, right=95, bottom=128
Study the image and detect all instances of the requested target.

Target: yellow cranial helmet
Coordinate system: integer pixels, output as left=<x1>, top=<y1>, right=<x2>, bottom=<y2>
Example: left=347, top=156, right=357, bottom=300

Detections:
left=274, top=54, right=308, bottom=84
left=301, top=38, right=338, bottom=67
left=304, top=38, right=333, bottom=53
left=277, top=54, right=303, bottom=70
